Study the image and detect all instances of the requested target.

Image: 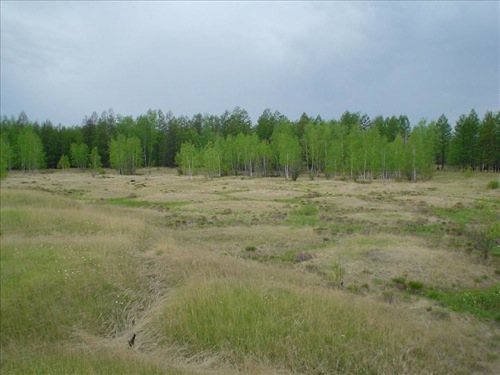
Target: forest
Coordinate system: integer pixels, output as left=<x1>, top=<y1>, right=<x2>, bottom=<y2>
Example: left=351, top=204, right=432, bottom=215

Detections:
left=1, top=107, right=499, bottom=181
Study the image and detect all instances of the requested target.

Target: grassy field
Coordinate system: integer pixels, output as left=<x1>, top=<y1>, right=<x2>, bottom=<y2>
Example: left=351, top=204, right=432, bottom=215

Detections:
left=1, top=168, right=499, bottom=374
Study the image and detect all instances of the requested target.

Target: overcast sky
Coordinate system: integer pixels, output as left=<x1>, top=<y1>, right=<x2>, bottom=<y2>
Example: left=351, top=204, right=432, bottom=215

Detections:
left=1, top=1, right=498, bottom=127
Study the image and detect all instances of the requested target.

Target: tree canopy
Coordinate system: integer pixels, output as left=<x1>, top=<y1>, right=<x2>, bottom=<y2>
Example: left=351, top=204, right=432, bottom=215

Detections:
left=1, top=107, right=498, bottom=179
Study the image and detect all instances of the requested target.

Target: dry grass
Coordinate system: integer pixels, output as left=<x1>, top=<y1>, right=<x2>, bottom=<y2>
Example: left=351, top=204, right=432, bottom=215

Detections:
left=1, top=168, right=499, bottom=374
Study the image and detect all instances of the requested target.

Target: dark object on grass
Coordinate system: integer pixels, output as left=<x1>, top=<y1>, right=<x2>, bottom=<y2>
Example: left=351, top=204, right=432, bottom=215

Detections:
left=295, top=252, right=313, bottom=263
left=128, top=333, right=136, bottom=347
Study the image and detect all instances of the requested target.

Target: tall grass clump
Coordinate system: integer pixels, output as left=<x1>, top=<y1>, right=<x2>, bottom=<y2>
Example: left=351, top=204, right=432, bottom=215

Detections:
left=487, top=180, right=499, bottom=189
left=157, top=275, right=475, bottom=374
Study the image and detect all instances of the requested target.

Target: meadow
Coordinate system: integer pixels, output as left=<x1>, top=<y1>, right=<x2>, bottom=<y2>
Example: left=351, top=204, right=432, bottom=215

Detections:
left=1, top=168, right=499, bottom=374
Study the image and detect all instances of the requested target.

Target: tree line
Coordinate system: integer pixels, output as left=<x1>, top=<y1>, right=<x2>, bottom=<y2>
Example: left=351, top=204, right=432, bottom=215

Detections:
left=1, top=107, right=499, bottom=181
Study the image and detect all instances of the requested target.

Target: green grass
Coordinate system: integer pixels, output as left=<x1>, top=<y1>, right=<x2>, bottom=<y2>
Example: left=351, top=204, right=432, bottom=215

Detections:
left=433, top=204, right=496, bottom=227
left=487, top=180, right=499, bottom=189
left=287, top=203, right=319, bottom=226
left=159, top=279, right=438, bottom=373
left=402, top=222, right=444, bottom=236
left=0, top=240, right=146, bottom=344
left=407, top=280, right=425, bottom=293
left=427, top=285, right=500, bottom=321
left=0, top=190, right=162, bottom=374
left=0, top=344, right=178, bottom=375
left=329, top=222, right=363, bottom=235
left=2, top=172, right=500, bottom=374
left=104, top=197, right=190, bottom=210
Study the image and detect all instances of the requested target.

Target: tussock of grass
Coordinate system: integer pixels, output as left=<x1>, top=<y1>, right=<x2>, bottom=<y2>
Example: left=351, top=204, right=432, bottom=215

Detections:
left=487, top=180, right=499, bottom=189
left=149, top=258, right=490, bottom=374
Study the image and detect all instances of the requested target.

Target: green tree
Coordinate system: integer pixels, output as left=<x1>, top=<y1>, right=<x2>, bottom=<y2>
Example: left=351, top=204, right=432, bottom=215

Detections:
left=0, top=135, right=14, bottom=176
left=17, top=126, right=45, bottom=172
left=0, top=136, right=11, bottom=179
left=388, top=133, right=405, bottom=179
left=366, top=127, right=382, bottom=180
left=379, top=135, right=389, bottom=180
left=404, top=121, right=435, bottom=181
left=70, top=143, right=89, bottom=170
left=256, top=109, right=285, bottom=141
left=94, top=109, right=115, bottom=167
left=222, top=107, right=252, bottom=137
left=370, top=116, right=386, bottom=139
left=175, top=142, right=198, bottom=179
left=164, top=115, right=188, bottom=168
left=201, top=142, right=220, bottom=179
left=239, top=133, right=260, bottom=176
left=326, top=121, right=348, bottom=178
left=346, top=123, right=362, bottom=179
left=385, top=116, right=400, bottom=142
left=478, top=111, right=499, bottom=172
left=135, top=110, right=159, bottom=168
left=81, top=112, right=99, bottom=149
left=273, top=124, right=302, bottom=180
left=39, top=120, right=61, bottom=169
left=304, top=122, right=320, bottom=177
left=450, top=109, right=480, bottom=170
left=339, top=111, right=360, bottom=134
left=88, top=146, right=102, bottom=176
left=57, top=154, right=70, bottom=172
left=434, top=114, right=452, bottom=169
left=109, top=135, right=142, bottom=175
left=398, top=115, right=411, bottom=142
left=256, top=139, right=272, bottom=177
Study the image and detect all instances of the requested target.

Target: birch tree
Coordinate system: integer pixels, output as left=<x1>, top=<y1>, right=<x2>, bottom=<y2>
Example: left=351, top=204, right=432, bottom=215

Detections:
left=109, top=135, right=142, bottom=174
left=175, top=142, right=198, bottom=179
left=70, top=142, right=89, bottom=170
left=17, top=126, right=45, bottom=172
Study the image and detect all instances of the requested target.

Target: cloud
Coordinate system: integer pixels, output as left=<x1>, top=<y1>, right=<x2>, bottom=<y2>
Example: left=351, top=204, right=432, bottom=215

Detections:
left=1, top=1, right=498, bottom=126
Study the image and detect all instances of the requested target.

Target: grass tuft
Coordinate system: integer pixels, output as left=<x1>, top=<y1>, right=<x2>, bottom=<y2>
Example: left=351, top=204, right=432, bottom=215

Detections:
left=487, top=180, right=499, bottom=189
left=159, top=278, right=447, bottom=373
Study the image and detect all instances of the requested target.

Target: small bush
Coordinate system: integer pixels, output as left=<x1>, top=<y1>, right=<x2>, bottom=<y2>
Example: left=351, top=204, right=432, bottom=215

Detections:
left=245, top=245, right=257, bottom=252
left=408, top=281, right=424, bottom=291
left=464, top=167, right=473, bottom=178
left=487, top=180, right=499, bottom=189
left=328, top=261, right=345, bottom=286
left=347, top=284, right=361, bottom=293
left=391, top=277, right=407, bottom=290
left=391, top=277, right=406, bottom=284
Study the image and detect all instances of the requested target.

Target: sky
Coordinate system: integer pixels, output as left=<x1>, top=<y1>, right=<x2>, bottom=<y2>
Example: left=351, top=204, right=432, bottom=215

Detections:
left=1, top=1, right=498, bottom=127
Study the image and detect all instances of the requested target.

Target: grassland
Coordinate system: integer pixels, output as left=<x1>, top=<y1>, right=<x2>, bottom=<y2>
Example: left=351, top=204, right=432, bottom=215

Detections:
left=1, top=168, right=499, bottom=374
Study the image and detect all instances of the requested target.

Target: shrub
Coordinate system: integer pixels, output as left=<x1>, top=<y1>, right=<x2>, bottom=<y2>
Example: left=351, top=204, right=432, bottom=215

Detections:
left=464, top=166, right=473, bottom=178
left=487, top=180, right=499, bottom=189
left=391, top=277, right=406, bottom=284
left=391, top=277, right=407, bottom=290
left=408, top=281, right=425, bottom=292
